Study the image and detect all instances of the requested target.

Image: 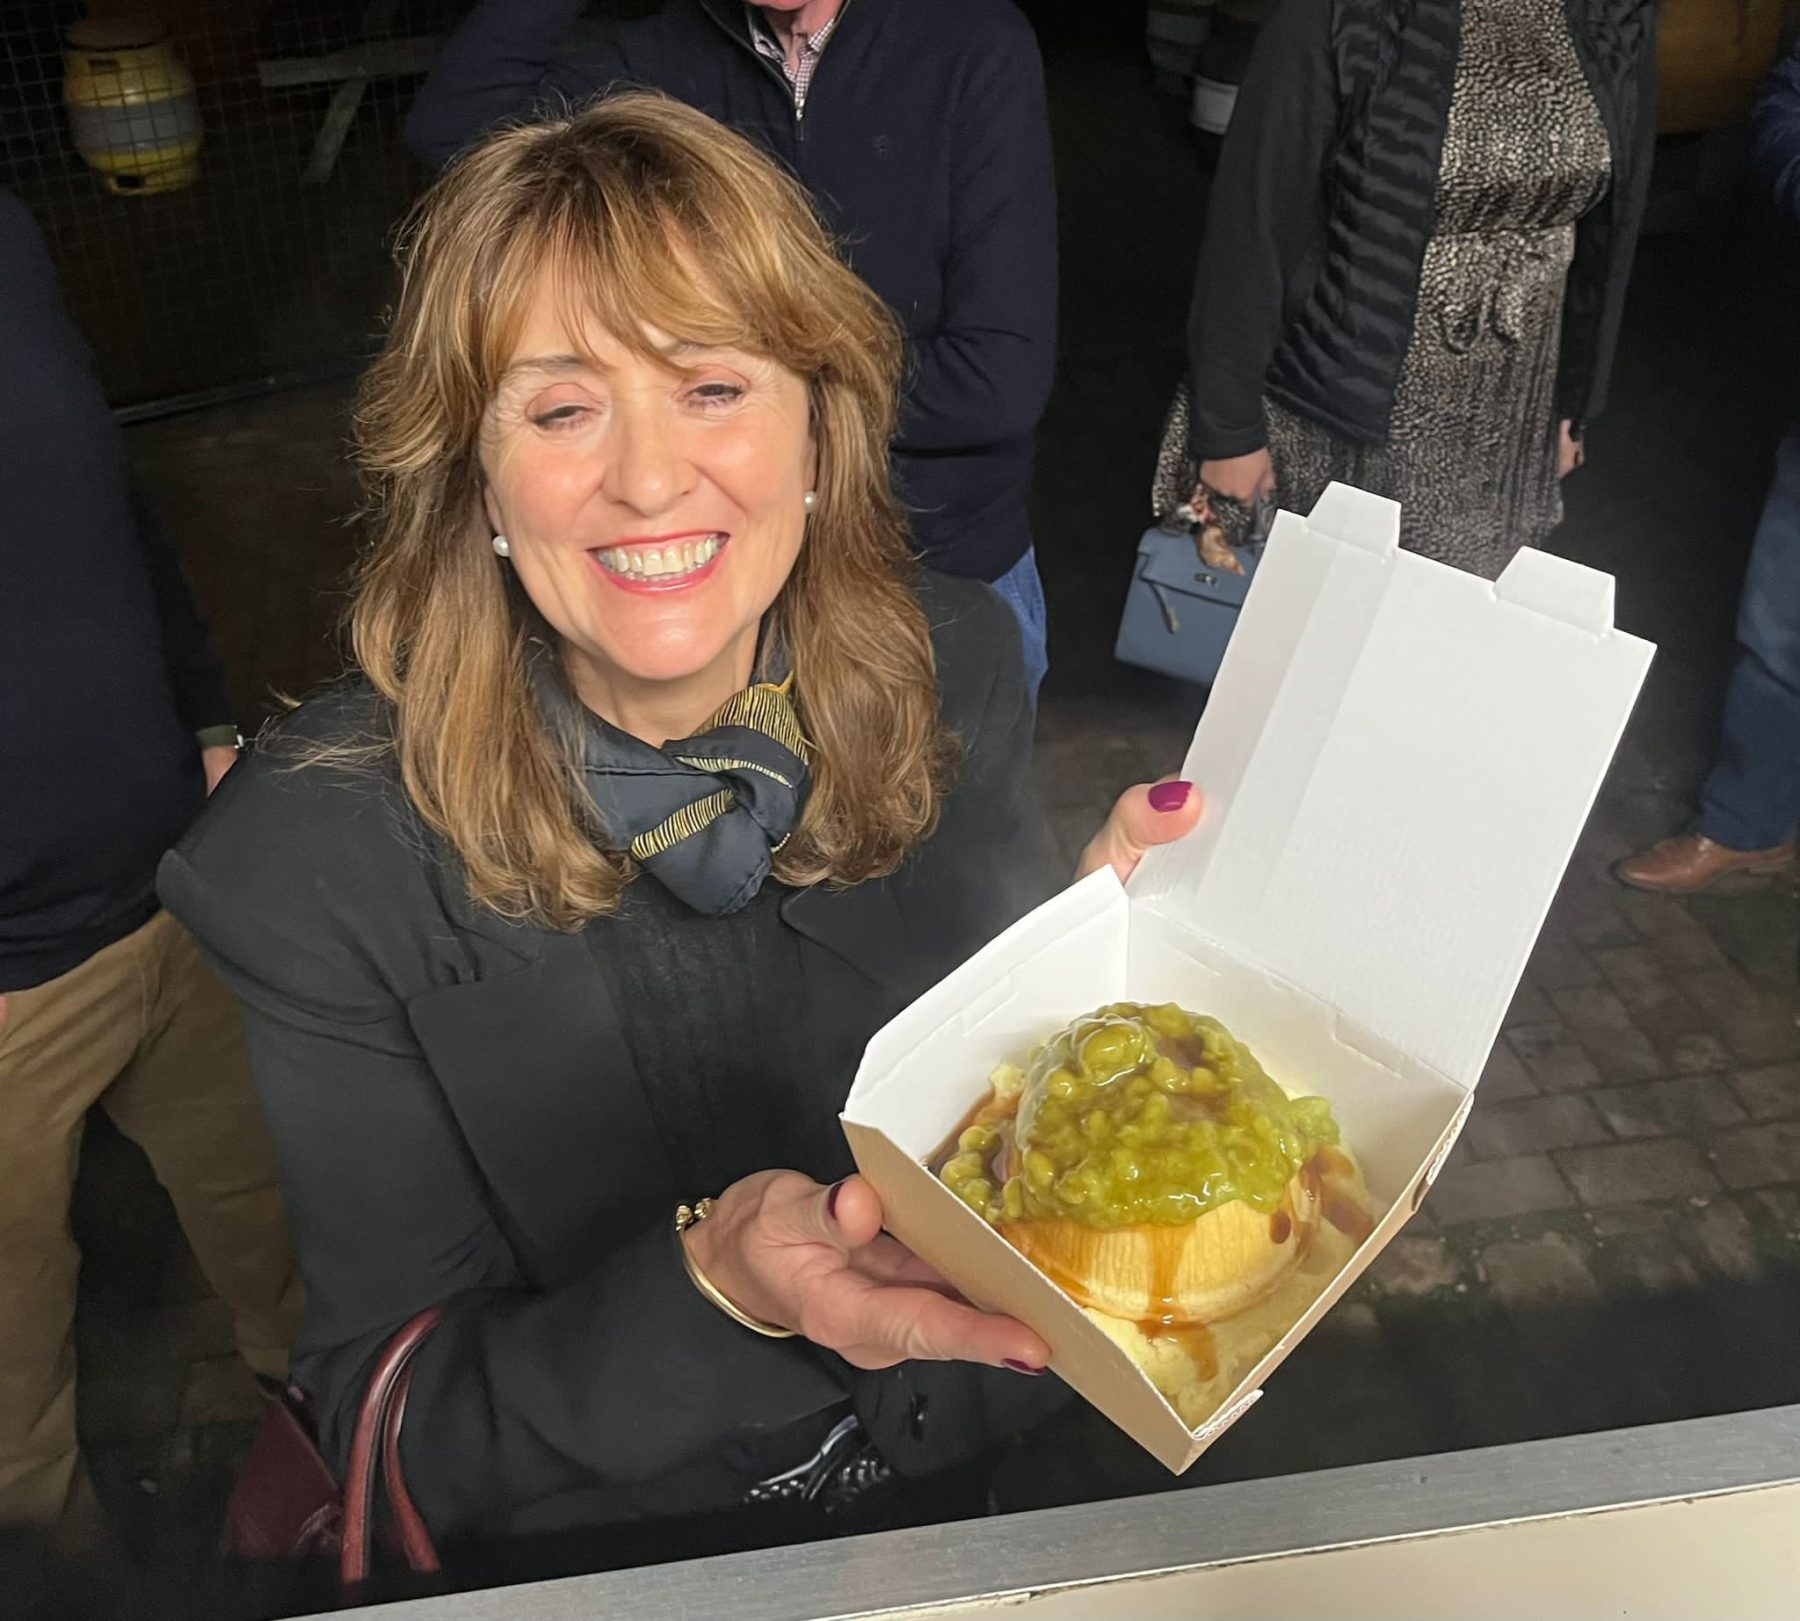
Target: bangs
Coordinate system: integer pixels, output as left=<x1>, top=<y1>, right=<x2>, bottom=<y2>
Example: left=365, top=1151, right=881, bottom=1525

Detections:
left=471, top=152, right=827, bottom=397
left=385, top=93, right=897, bottom=472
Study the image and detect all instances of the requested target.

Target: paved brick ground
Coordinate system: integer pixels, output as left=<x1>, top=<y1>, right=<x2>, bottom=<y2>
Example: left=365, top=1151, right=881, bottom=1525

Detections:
left=21, top=6, right=1800, bottom=1615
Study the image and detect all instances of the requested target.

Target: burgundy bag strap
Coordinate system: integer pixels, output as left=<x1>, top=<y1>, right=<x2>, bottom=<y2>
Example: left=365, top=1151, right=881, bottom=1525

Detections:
left=381, top=1366, right=440, bottom=1573
left=338, top=1306, right=444, bottom=1588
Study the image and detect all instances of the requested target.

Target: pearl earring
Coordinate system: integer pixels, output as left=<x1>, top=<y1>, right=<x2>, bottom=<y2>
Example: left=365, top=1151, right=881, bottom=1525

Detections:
left=492, top=534, right=511, bottom=558
left=802, top=490, right=817, bottom=513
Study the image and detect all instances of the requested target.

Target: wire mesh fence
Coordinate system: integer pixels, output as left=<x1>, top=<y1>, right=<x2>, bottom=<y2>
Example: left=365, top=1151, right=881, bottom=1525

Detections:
left=0, top=2, right=474, bottom=413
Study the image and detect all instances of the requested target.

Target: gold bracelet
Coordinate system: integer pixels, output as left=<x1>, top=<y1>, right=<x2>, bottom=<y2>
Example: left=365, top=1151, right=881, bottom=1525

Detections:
left=675, top=1199, right=797, bottom=1339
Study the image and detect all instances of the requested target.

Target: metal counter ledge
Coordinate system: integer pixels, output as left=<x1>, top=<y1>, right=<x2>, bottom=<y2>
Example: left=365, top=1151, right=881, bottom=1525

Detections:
left=329, top=1404, right=1800, bottom=1620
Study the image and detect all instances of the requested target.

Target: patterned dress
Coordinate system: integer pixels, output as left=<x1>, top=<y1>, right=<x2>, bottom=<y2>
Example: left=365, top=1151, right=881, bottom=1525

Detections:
left=1266, top=0, right=1614, bottom=579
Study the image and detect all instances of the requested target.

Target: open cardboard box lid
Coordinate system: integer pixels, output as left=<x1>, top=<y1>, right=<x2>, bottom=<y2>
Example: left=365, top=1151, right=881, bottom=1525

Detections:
left=841, top=484, right=1655, bottom=1471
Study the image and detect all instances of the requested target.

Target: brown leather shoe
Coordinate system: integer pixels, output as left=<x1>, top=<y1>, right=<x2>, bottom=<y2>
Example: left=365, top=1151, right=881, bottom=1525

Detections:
left=1614, top=833, right=1795, bottom=894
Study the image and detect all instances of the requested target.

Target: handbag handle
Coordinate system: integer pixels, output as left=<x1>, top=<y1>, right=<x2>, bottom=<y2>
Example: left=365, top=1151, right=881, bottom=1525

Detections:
left=338, top=1306, right=444, bottom=1587
left=381, top=1366, right=439, bottom=1571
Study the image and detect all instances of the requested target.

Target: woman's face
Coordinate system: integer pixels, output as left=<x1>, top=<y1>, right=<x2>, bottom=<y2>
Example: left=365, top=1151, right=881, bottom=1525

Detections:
left=479, top=274, right=815, bottom=718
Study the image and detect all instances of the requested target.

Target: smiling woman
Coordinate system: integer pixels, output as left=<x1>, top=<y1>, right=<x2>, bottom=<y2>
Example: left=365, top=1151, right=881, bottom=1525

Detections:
left=352, top=96, right=942, bottom=925
left=155, top=95, right=1200, bottom=1580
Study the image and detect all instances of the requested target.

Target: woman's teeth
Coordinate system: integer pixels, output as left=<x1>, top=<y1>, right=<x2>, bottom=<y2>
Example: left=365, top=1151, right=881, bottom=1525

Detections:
left=595, top=534, right=725, bottom=580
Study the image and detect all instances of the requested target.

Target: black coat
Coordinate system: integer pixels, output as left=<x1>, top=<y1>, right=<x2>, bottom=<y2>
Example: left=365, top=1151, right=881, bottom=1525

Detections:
left=157, top=574, right=1061, bottom=1543
left=404, top=0, right=1057, bottom=584
left=1187, top=0, right=1660, bottom=460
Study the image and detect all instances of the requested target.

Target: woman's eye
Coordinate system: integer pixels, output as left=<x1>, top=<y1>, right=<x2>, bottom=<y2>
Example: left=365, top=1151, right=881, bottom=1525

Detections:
left=689, top=381, right=745, bottom=407
left=531, top=403, right=590, bottom=431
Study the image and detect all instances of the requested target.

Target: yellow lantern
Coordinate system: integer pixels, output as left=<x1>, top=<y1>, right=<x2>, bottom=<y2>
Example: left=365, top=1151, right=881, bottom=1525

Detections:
left=63, top=14, right=203, bottom=195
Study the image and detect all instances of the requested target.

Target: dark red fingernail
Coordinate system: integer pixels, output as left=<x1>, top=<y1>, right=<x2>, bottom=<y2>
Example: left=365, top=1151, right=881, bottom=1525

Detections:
left=826, top=1180, right=846, bottom=1221
left=1148, top=781, right=1192, bottom=813
left=1002, top=1359, right=1046, bottom=1376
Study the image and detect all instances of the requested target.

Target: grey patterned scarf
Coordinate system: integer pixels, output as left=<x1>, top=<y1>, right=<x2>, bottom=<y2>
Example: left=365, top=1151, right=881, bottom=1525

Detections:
left=534, top=658, right=811, bottom=917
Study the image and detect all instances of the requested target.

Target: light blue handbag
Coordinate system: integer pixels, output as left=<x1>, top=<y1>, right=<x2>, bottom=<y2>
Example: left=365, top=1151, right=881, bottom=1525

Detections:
left=1125, top=380, right=1273, bottom=686
left=1113, top=523, right=1263, bottom=688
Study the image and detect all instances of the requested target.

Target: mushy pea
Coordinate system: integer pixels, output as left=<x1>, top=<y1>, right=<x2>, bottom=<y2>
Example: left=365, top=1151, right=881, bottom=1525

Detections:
left=940, top=1003, right=1340, bottom=1230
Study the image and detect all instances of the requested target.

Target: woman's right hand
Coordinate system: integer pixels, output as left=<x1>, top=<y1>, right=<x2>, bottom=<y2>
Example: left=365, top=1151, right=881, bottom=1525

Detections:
left=1194, top=449, right=1276, bottom=508
left=683, top=1171, right=1050, bottom=1374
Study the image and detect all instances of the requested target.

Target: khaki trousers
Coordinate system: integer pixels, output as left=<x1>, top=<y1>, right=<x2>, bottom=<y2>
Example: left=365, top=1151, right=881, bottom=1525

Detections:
left=0, top=909, right=303, bottom=1526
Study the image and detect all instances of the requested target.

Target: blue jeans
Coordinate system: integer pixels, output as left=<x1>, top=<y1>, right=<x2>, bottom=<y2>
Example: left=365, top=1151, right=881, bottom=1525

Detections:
left=1698, top=423, right=1800, bottom=850
left=989, top=547, right=1048, bottom=706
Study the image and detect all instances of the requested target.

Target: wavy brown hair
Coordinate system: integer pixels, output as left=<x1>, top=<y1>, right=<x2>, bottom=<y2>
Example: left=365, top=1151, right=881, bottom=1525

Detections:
left=349, top=94, right=954, bottom=926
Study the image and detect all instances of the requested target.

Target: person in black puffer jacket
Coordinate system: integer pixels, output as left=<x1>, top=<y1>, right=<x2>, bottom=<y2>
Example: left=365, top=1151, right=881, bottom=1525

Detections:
left=1157, top=0, right=1658, bottom=581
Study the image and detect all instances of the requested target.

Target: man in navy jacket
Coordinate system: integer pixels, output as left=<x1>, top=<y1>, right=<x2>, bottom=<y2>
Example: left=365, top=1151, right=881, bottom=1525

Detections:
left=406, top=0, right=1058, bottom=695
left=0, top=188, right=300, bottom=1531
left=1618, top=42, right=1800, bottom=891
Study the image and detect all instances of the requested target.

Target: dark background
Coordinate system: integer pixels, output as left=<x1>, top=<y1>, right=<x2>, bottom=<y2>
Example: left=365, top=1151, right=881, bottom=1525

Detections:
left=7, top=3, right=1800, bottom=1616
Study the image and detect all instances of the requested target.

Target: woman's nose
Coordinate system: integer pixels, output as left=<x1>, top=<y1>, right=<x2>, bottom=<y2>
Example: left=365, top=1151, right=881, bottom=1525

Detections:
left=602, top=404, right=694, bottom=517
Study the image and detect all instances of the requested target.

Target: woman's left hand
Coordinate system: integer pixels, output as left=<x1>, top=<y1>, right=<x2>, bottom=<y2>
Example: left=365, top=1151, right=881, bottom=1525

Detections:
left=1075, top=780, right=1204, bottom=885
left=1557, top=420, right=1585, bottom=478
